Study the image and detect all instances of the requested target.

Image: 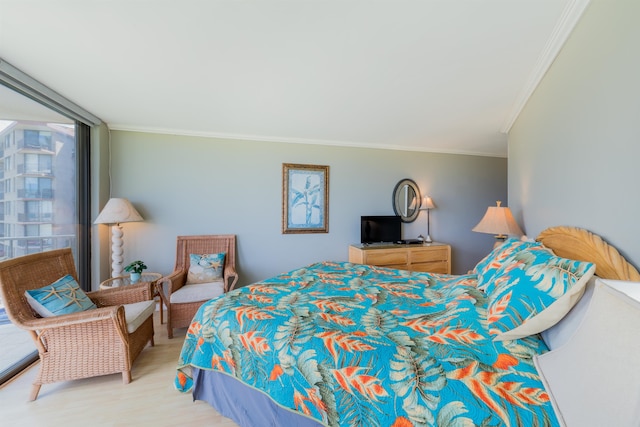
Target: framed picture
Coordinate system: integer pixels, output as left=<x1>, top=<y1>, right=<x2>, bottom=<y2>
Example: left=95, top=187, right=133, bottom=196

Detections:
left=282, top=163, right=329, bottom=234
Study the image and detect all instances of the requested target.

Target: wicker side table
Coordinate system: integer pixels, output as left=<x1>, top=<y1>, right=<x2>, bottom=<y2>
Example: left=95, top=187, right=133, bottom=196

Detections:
left=100, top=272, right=164, bottom=322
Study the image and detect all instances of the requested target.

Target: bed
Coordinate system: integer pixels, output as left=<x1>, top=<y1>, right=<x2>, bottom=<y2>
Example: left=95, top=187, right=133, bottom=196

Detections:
left=175, top=226, right=640, bottom=427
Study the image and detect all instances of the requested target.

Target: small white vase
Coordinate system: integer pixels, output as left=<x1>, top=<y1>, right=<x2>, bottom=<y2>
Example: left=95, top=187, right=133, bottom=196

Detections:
left=130, top=272, right=141, bottom=284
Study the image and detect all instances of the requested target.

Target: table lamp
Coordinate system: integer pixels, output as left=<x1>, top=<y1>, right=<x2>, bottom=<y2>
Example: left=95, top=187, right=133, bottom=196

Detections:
left=472, top=201, right=523, bottom=246
left=419, top=196, right=436, bottom=243
left=94, top=198, right=143, bottom=278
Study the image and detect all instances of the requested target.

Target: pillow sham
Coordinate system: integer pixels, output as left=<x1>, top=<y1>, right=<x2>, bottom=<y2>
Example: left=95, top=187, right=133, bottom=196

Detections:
left=486, top=249, right=595, bottom=341
left=473, top=238, right=544, bottom=291
left=25, top=274, right=97, bottom=317
left=541, top=278, right=640, bottom=350
left=187, top=253, right=225, bottom=284
left=534, top=281, right=640, bottom=427
left=540, top=275, right=597, bottom=350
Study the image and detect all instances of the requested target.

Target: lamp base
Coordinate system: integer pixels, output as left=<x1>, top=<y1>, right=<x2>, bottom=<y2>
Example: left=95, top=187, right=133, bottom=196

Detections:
left=425, top=234, right=433, bottom=243
left=110, top=224, right=124, bottom=278
left=493, top=234, right=508, bottom=248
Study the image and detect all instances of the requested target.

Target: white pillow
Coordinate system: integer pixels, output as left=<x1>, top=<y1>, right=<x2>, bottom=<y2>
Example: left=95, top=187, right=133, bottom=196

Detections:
left=540, top=275, right=597, bottom=350
left=534, top=280, right=640, bottom=426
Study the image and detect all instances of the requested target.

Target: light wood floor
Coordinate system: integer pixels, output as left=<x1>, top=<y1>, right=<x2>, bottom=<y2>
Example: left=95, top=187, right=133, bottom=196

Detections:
left=0, top=311, right=240, bottom=427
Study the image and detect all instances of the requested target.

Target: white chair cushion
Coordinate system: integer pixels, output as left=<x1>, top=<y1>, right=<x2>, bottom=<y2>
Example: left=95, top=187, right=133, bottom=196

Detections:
left=123, top=300, right=155, bottom=334
left=170, top=281, right=224, bottom=304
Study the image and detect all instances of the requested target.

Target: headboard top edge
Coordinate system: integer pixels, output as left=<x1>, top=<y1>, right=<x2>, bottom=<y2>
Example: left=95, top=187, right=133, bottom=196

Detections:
left=536, top=226, right=640, bottom=282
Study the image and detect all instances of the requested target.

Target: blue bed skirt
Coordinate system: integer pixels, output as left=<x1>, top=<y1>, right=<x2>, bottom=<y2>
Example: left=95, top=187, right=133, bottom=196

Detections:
left=192, top=368, right=325, bottom=427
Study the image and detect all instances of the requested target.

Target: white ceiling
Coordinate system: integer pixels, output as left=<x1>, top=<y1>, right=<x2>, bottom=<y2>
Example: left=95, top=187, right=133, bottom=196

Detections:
left=0, top=0, right=589, bottom=157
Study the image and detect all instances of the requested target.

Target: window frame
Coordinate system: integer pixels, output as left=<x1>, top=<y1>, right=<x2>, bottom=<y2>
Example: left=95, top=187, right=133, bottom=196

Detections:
left=0, top=59, right=97, bottom=385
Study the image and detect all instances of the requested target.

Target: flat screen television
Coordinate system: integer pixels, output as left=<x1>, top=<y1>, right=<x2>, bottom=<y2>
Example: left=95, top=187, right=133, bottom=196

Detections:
left=361, top=215, right=402, bottom=244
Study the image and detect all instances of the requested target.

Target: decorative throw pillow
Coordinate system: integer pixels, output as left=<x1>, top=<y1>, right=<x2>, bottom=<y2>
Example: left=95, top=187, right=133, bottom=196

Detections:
left=25, top=275, right=97, bottom=317
left=187, top=253, right=225, bottom=284
left=486, top=249, right=595, bottom=341
left=473, top=238, right=544, bottom=291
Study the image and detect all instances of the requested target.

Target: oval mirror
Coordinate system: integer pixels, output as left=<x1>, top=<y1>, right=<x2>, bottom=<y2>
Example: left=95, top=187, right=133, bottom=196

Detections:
left=392, top=178, right=421, bottom=223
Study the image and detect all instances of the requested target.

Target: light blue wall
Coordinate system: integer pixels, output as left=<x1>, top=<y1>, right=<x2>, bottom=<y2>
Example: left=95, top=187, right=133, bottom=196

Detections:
left=508, top=0, right=640, bottom=269
left=94, top=130, right=507, bottom=287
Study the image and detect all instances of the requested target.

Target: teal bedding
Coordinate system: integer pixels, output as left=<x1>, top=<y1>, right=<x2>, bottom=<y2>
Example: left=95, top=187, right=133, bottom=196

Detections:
left=176, top=261, right=558, bottom=427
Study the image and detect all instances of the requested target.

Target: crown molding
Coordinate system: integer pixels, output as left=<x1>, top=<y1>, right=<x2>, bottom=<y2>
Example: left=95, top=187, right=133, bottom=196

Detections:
left=501, top=0, right=591, bottom=134
left=108, top=124, right=507, bottom=158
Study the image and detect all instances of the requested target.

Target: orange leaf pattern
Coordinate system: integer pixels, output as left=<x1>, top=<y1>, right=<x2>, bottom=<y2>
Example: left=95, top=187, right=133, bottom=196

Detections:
left=232, top=305, right=274, bottom=326
left=333, top=366, right=389, bottom=402
left=238, top=331, right=270, bottom=355
left=426, top=325, right=484, bottom=345
left=245, top=294, right=273, bottom=304
left=488, top=291, right=511, bottom=323
left=319, top=312, right=355, bottom=326
left=317, top=330, right=374, bottom=362
left=176, top=261, right=558, bottom=427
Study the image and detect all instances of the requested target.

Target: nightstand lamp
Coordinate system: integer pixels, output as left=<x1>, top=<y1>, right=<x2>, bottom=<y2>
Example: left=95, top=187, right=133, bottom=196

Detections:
left=94, top=198, right=144, bottom=278
left=419, top=196, right=436, bottom=243
left=472, top=201, right=523, bottom=246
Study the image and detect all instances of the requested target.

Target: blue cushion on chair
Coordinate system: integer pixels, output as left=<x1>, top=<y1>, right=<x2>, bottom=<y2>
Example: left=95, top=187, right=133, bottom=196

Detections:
left=187, top=253, right=225, bottom=284
left=25, top=275, right=97, bottom=317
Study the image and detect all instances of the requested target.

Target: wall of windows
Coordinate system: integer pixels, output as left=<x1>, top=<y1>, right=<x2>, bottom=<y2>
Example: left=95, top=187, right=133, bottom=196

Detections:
left=0, top=62, right=96, bottom=384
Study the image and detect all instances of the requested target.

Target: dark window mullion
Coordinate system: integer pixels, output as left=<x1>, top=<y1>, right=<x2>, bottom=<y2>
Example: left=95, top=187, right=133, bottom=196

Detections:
left=76, top=122, right=91, bottom=290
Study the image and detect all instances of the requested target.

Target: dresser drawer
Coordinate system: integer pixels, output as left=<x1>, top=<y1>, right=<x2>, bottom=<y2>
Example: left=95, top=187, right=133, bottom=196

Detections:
left=365, top=251, right=408, bottom=266
left=412, top=261, right=449, bottom=274
left=348, top=243, right=450, bottom=274
left=411, top=248, right=448, bottom=263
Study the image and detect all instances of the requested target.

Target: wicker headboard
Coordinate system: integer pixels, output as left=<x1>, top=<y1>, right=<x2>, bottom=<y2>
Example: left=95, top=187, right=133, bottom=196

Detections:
left=536, top=226, right=640, bottom=281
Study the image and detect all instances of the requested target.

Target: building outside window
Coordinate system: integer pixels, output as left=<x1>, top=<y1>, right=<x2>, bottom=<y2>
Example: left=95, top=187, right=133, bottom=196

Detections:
left=0, top=79, right=90, bottom=384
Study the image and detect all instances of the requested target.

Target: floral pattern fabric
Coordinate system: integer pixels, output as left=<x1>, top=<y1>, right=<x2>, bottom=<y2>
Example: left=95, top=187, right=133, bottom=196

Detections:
left=473, top=238, right=545, bottom=291
left=486, top=249, right=595, bottom=341
left=176, top=261, right=558, bottom=427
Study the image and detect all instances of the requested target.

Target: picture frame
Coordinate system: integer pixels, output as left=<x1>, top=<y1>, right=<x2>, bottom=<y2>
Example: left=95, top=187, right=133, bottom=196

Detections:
left=282, top=163, right=329, bottom=234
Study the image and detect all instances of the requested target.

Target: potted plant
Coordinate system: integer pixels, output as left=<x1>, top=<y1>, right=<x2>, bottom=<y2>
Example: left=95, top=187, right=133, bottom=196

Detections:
left=124, top=260, right=147, bottom=284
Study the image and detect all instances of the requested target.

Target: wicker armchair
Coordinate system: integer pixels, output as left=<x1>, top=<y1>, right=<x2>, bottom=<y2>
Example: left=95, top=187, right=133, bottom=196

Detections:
left=0, top=248, right=155, bottom=400
left=158, top=234, right=238, bottom=338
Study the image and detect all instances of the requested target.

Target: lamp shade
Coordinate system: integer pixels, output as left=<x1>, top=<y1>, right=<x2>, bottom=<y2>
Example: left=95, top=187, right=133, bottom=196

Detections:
left=94, top=198, right=143, bottom=224
left=472, top=201, right=523, bottom=238
left=421, top=196, right=435, bottom=210
left=419, top=196, right=436, bottom=243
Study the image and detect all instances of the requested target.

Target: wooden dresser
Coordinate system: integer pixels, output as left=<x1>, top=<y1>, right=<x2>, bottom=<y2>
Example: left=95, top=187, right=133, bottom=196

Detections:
left=348, top=243, right=451, bottom=274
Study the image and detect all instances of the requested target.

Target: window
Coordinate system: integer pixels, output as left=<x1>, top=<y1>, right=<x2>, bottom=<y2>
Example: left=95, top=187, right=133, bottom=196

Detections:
left=24, top=200, right=52, bottom=222
left=0, top=65, right=95, bottom=384
left=23, top=130, right=52, bottom=150
left=21, top=177, right=52, bottom=199
left=41, top=200, right=53, bottom=221
left=23, top=153, right=51, bottom=174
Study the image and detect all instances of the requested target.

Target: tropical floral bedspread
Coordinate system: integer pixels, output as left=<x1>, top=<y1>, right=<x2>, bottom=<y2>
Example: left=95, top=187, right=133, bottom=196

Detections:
left=176, top=261, right=558, bottom=427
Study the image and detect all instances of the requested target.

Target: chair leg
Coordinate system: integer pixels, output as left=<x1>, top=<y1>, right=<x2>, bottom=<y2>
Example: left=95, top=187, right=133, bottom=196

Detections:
left=167, top=308, right=173, bottom=338
left=29, top=384, right=41, bottom=401
left=122, top=370, right=132, bottom=384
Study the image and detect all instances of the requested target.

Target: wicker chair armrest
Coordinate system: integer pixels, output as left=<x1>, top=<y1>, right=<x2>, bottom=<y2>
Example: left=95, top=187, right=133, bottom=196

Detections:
left=19, top=305, right=125, bottom=331
left=155, top=270, right=186, bottom=304
left=87, top=281, right=154, bottom=307
left=163, top=270, right=187, bottom=294
left=224, top=264, right=238, bottom=292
